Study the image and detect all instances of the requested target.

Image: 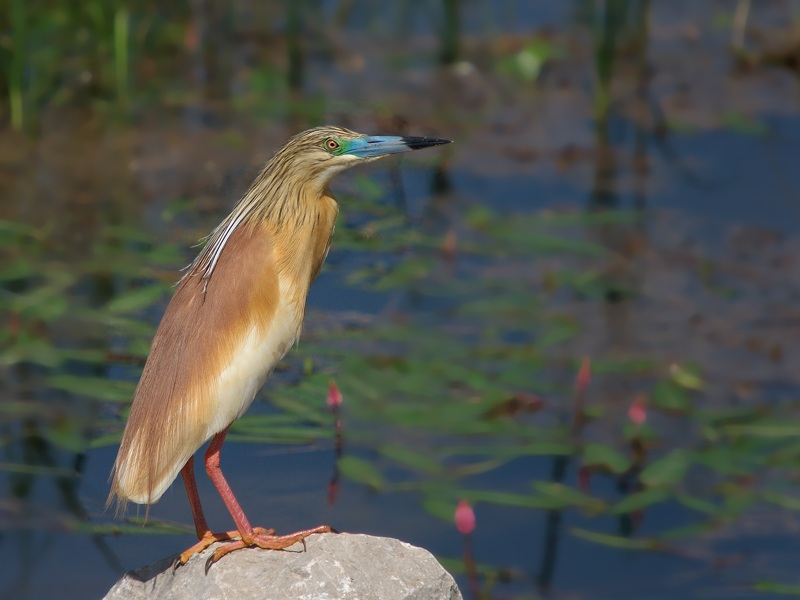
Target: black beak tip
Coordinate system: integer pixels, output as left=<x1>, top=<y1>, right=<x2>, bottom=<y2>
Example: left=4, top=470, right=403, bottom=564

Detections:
left=401, top=136, right=453, bottom=150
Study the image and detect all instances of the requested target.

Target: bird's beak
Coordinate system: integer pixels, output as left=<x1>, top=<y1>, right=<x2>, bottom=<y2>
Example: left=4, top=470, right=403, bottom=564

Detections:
left=345, top=135, right=451, bottom=158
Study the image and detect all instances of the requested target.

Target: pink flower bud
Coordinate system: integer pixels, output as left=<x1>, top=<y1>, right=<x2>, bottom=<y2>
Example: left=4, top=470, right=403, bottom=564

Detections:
left=631, top=509, right=644, bottom=528
left=628, top=395, right=647, bottom=425
left=575, top=356, right=591, bottom=394
left=441, top=229, right=457, bottom=262
left=578, top=466, right=592, bottom=492
left=454, top=500, right=476, bottom=535
left=327, top=380, right=343, bottom=408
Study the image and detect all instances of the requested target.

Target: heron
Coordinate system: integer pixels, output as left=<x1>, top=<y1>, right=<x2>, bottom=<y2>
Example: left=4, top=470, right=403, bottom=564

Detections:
left=107, top=126, right=450, bottom=566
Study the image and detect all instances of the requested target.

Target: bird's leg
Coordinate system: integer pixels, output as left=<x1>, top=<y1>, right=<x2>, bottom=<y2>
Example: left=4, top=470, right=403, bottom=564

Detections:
left=203, top=426, right=333, bottom=565
left=181, top=456, right=210, bottom=539
left=175, top=453, right=273, bottom=567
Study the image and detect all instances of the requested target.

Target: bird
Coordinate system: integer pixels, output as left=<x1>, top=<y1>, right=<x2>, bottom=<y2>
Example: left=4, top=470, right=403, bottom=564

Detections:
left=107, top=125, right=451, bottom=566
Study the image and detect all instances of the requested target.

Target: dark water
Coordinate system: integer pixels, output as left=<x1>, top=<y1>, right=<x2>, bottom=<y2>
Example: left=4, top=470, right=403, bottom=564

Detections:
left=4, top=2, right=800, bottom=599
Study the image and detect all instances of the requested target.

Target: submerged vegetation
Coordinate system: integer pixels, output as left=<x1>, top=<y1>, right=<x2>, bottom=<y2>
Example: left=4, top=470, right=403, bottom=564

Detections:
left=5, top=183, right=800, bottom=597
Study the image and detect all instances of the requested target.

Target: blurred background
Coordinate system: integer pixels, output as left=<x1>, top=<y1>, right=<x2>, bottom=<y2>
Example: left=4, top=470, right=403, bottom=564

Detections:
left=3, top=1, right=800, bottom=598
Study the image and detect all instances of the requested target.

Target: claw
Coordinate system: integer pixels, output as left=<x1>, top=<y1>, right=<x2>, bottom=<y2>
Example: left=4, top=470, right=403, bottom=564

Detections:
left=204, top=553, right=215, bottom=575
left=175, top=431, right=335, bottom=570
left=175, top=527, right=276, bottom=568
left=175, top=525, right=331, bottom=568
left=206, top=525, right=334, bottom=566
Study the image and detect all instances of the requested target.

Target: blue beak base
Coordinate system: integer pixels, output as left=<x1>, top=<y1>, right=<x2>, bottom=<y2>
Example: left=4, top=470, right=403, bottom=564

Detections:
left=345, top=135, right=451, bottom=158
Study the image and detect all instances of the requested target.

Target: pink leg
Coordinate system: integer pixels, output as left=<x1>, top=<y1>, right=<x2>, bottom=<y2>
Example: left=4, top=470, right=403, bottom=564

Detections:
left=175, top=446, right=273, bottom=567
left=181, top=456, right=210, bottom=539
left=203, top=426, right=333, bottom=564
left=204, top=427, right=255, bottom=533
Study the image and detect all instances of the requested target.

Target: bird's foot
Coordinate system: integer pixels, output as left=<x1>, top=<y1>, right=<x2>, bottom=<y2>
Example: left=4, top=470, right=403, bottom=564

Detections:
left=207, top=525, right=334, bottom=567
left=174, top=526, right=274, bottom=569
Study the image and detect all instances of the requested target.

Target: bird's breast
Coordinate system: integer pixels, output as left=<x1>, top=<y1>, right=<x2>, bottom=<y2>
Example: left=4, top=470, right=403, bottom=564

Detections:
left=200, top=198, right=337, bottom=438
left=206, top=277, right=305, bottom=436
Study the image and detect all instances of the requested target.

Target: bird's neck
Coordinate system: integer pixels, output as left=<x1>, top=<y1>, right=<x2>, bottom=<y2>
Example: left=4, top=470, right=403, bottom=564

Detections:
left=266, top=189, right=339, bottom=299
left=186, top=170, right=338, bottom=288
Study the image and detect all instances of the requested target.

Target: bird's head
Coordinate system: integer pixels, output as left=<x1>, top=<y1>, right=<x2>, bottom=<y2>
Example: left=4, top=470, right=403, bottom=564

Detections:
left=272, top=126, right=451, bottom=191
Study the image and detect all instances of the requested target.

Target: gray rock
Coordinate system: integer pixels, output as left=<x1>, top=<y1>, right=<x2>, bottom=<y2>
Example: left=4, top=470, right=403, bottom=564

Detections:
left=103, top=533, right=463, bottom=600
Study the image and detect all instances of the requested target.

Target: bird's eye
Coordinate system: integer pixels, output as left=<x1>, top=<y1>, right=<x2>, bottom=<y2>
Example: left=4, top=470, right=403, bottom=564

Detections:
left=324, top=138, right=340, bottom=152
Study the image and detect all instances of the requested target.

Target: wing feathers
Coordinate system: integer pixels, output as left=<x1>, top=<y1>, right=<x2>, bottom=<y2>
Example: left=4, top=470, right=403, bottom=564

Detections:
left=108, top=193, right=338, bottom=511
left=108, top=224, right=281, bottom=507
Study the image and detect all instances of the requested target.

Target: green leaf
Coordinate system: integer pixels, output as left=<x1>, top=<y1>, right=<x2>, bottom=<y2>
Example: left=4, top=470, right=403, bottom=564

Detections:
left=610, top=487, right=670, bottom=514
left=456, top=489, right=556, bottom=509
left=437, top=557, right=505, bottom=578
left=441, top=441, right=574, bottom=459
left=372, top=259, right=433, bottom=289
left=586, top=357, right=656, bottom=374
left=570, top=528, right=660, bottom=550
left=464, top=205, right=495, bottom=229
left=271, top=388, right=337, bottom=425
left=106, top=283, right=171, bottom=314
left=675, top=493, right=719, bottom=514
left=752, top=581, right=800, bottom=596
left=499, top=39, right=565, bottom=82
left=527, top=209, right=637, bottom=229
left=102, top=224, right=158, bottom=244
left=533, top=482, right=604, bottom=510
left=0, top=400, right=49, bottom=416
left=719, top=486, right=757, bottom=517
left=338, top=456, right=384, bottom=490
left=0, top=258, right=38, bottom=281
left=0, top=338, right=63, bottom=368
left=379, top=443, right=444, bottom=475
left=90, top=430, right=122, bottom=449
left=56, top=348, right=109, bottom=365
left=762, top=491, right=800, bottom=512
left=47, top=374, right=135, bottom=403
left=0, top=219, right=40, bottom=238
left=231, top=411, right=326, bottom=444
left=44, top=420, right=90, bottom=453
left=0, top=462, right=75, bottom=476
left=650, top=380, right=690, bottom=411
left=422, top=495, right=457, bottom=523
left=668, top=364, right=705, bottom=391
left=724, top=421, right=800, bottom=438
left=694, top=447, right=759, bottom=475
left=70, top=517, right=193, bottom=536
left=721, top=112, right=768, bottom=136
left=657, top=520, right=719, bottom=540
left=582, top=442, right=630, bottom=474
left=536, top=317, right=579, bottom=348
left=639, top=450, right=692, bottom=487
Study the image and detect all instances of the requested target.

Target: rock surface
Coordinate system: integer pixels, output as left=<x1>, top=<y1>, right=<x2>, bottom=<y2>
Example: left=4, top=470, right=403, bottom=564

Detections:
left=103, top=533, right=463, bottom=600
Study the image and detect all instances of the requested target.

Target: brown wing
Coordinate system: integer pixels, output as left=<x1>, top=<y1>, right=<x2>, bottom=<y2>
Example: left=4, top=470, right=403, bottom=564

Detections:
left=108, top=223, right=279, bottom=509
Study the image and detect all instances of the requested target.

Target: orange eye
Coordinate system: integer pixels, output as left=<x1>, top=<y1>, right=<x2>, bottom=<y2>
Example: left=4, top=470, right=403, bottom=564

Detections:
left=324, top=138, right=340, bottom=151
